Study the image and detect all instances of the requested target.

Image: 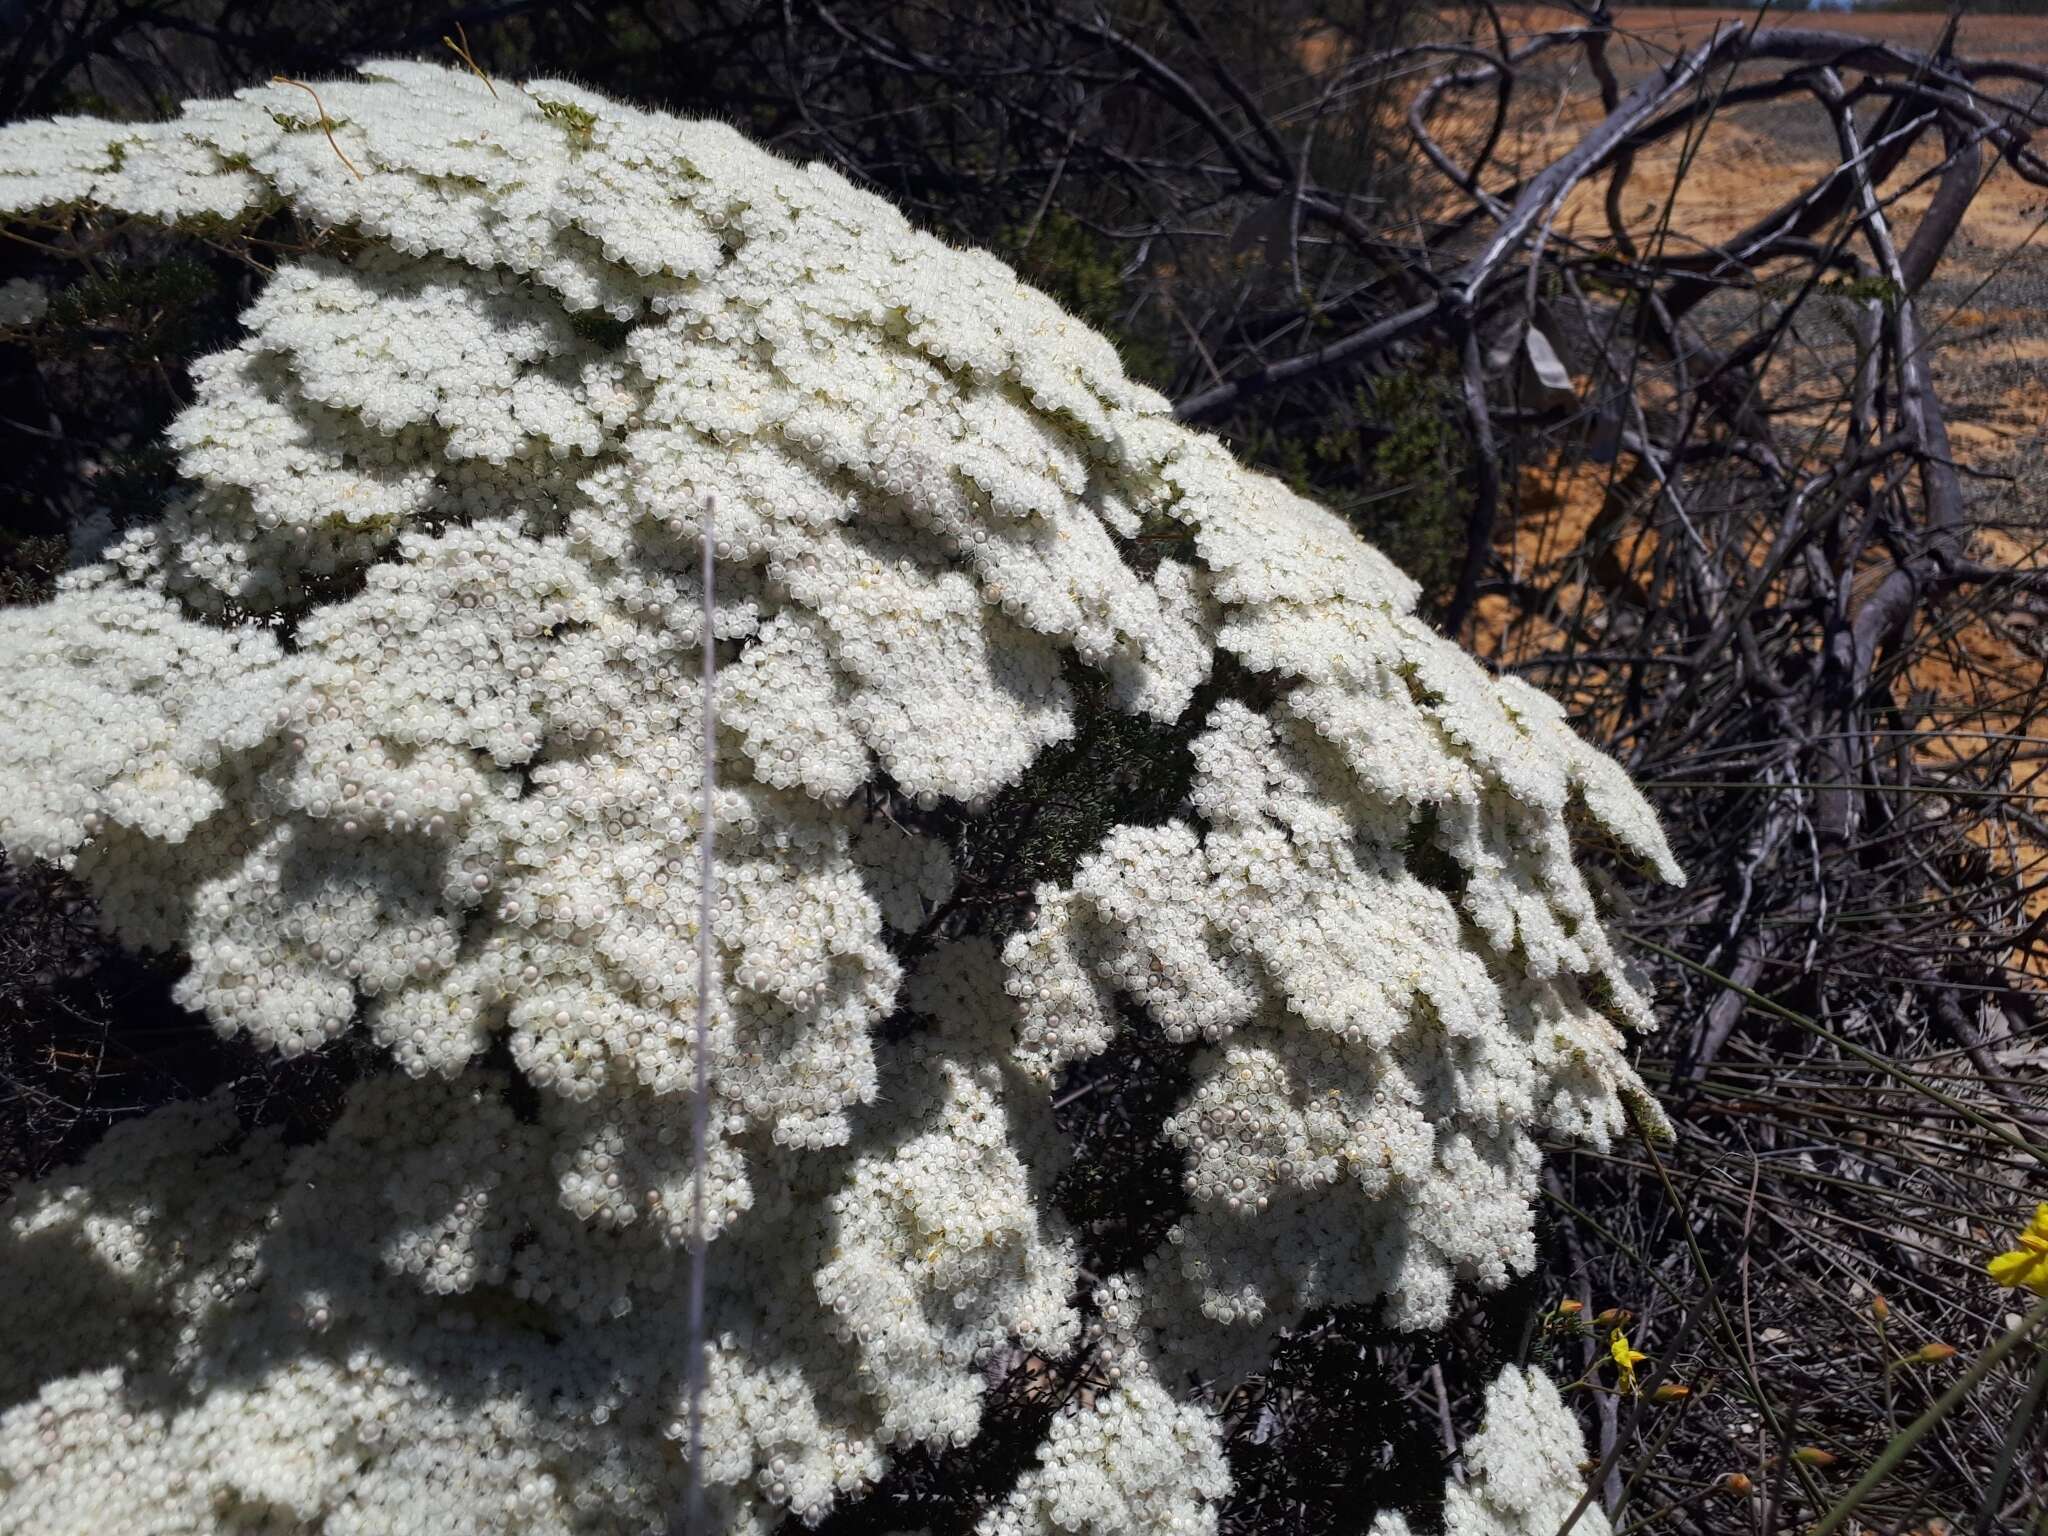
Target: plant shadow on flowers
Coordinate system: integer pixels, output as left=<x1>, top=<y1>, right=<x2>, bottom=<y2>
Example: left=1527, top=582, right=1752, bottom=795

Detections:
left=0, top=859, right=376, bottom=1202
left=916, top=651, right=1282, bottom=952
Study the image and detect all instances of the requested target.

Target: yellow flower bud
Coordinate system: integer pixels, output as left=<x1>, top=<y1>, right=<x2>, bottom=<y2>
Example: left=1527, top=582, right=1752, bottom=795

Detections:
left=1722, top=1473, right=1753, bottom=1496
left=1651, top=1382, right=1691, bottom=1403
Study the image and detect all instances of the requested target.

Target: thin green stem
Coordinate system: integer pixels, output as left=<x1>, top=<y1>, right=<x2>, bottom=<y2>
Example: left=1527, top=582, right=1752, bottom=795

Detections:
left=1623, top=934, right=2048, bottom=1166
left=1811, top=1293, right=2048, bottom=1536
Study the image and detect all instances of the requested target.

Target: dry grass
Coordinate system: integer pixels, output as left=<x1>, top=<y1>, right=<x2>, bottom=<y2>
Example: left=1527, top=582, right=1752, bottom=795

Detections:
left=1393, top=11, right=2048, bottom=1529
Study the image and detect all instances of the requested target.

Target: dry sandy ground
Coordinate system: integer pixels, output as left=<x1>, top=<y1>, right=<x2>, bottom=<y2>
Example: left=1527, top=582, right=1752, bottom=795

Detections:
left=1459, top=8, right=2048, bottom=490
left=1422, top=7, right=2048, bottom=543
left=1594, top=5, right=2048, bottom=54
left=1429, top=10, right=2048, bottom=942
left=1446, top=5, right=2048, bottom=543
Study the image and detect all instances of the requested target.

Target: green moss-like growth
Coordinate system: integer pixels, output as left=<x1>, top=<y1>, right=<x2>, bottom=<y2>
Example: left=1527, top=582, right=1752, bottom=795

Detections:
left=938, top=666, right=1204, bottom=939
left=997, top=210, right=1173, bottom=390
left=44, top=257, right=220, bottom=365
left=1229, top=351, right=1471, bottom=603
left=0, top=532, right=67, bottom=606
left=568, top=307, right=636, bottom=348
left=266, top=110, right=349, bottom=135
left=534, top=97, right=597, bottom=145
left=1324, top=351, right=1473, bottom=601
left=927, top=652, right=1282, bottom=951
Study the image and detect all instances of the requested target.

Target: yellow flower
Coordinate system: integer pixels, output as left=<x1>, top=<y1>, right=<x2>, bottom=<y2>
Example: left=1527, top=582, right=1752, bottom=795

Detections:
left=1989, top=1204, right=2048, bottom=1295
left=1609, top=1330, right=1649, bottom=1395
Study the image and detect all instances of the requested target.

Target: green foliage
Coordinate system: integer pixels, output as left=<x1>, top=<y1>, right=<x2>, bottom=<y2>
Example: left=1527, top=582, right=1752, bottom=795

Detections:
left=534, top=97, right=597, bottom=144
left=1, top=247, right=246, bottom=614
left=568, top=308, right=635, bottom=349
left=43, top=258, right=221, bottom=364
left=1399, top=807, right=1468, bottom=901
left=266, top=109, right=348, bottom=135
left=930, top=652, right=1285, bottom=956
left=1228, top=351, right=1471, bottom=601
left=942, top=661, right=1207, bottom=933
left=89, top=441, right=186, bottom=527
left=0, top=532, right=66, bottom=606
left=996, top=210, right=1172, bottom=389
left=1760, top=269, right=1904, bottom=308
left=1275, top=350, right=1474, bottom=601
left=1817, top=274, right=1905, bottom=304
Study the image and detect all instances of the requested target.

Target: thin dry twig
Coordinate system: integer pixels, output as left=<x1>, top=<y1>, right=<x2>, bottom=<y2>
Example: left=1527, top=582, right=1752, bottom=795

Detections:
left=271, top=75, right=363, bottom=182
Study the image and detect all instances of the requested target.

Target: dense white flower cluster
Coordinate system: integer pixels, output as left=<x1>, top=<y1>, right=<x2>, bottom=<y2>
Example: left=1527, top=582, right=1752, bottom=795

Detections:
left=1369, top=1366, right=1613, bottom=1536
left=0, top=276, right=46, bottom=328
left=1005, top=685, right=1675, bottom=1381
left=1, top=1050, right=1074, bottom=1533
left=977, top=1358, right=1230, bottom=1536
left=0, top=64, right=1677, bottom=1532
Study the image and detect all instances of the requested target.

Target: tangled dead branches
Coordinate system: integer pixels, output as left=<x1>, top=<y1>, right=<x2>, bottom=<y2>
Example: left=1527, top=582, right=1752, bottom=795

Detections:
left=4, top=2, right=2048, bottom=1531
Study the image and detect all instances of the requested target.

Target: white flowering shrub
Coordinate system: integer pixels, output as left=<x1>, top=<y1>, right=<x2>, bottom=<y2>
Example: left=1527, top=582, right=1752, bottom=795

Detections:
left=1369, top=1367, right=1614, bottom=1536
left=0, top=64, right=1681, bottom=1534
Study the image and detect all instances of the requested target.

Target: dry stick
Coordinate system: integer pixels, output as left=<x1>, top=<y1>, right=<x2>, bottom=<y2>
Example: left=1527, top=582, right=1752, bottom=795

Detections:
left=1554, top=1257, right=1717, bottom=1535
left=1978, top=1344, right=2048, bottom=1536
left=442, top=22, right=498, bottom=99
left=1645, top=779, right=2048, bottom=802
left=1618, top=1106, right=2035, bottom=1216
left=1545, top=1166, right=1624, bottom=1510
left=1583, top=1149, right=2003, bottom=1275
left=1172, top=296, right=1435, bottom=423
left=1171, top=24, right=2029, bottom=424
left=681, top=493, right=716, bottom=1536
left=1158, top=0, right=1290, bottom=179
left=1444, top=314, right=1502, bottom=636
left=1179, top=24, right=1749, bottom=424
left=1610, top=100, right=1951, bottom=764
left=1014, top=112, right=1081, bottom=255
left=1810, top=1293, right=2048, bottom=1536
left=1400, top=24, right=1597, bottom=205
left=1582, top=11, right=1636, bottom=263
left=1564, top=37, right=1965, bottom=454
left=1786, top=77, right=1978, bottom=897
left=1490, top=52, right=2047, bottom=1505
left=1472, top=18, right=1765, bottom=655
left=1453, top=21, right=1755, bottom=311
left=1632, top=1118, right=1834, bottom=1524
left=1611, top=1397, right=1694, bottom=1532
left=270, top=77, right=362, bottom=182
left=1427, top=1362, right=1462, bottom=1476
left=1068, top=8, right=1380, bottom=260
left=1540, top=1174, right=1692, bottom=1313
left=1403, top=28, right=1515, bottom=222
left=1625, top=933, right=2048, bottom=1166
